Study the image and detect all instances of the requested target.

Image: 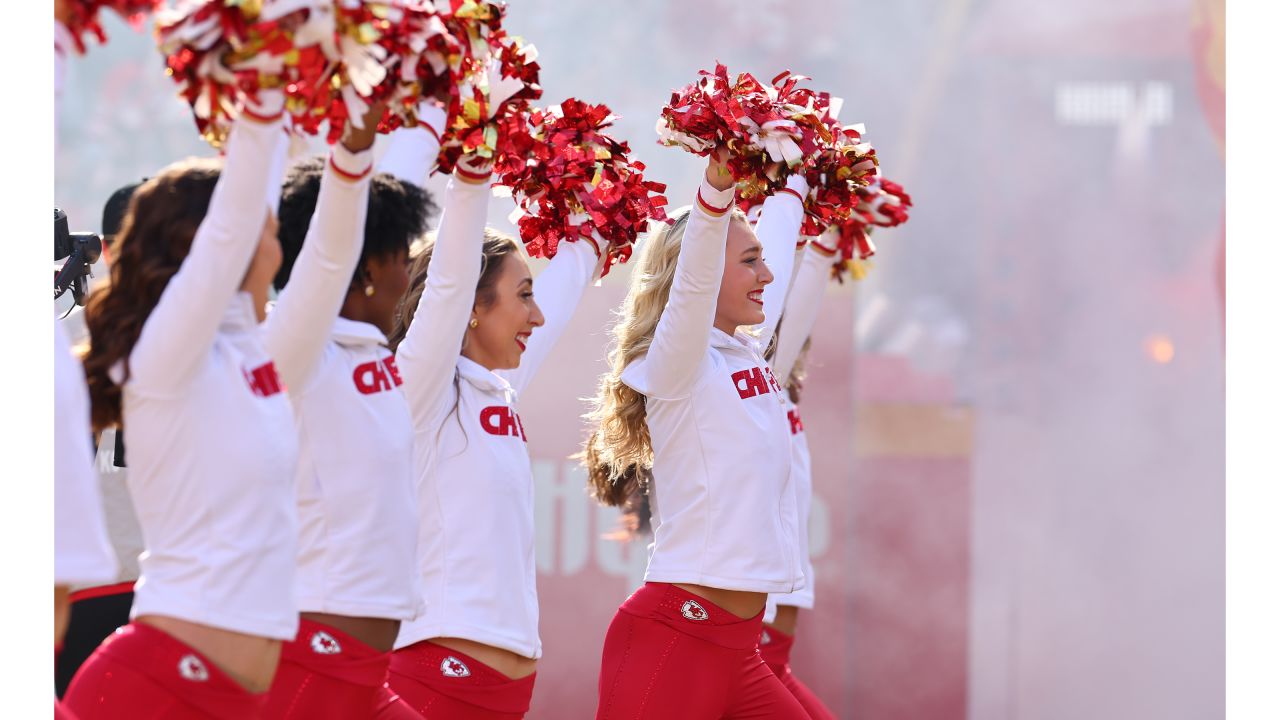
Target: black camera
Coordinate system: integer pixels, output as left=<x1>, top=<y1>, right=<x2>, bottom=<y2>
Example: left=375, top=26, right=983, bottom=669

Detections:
left=55, top=207, right=103, bottom=306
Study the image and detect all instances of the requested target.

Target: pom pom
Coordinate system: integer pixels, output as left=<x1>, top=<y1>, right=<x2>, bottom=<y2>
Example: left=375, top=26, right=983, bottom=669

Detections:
left=656, top=64, right=829, bottom=201
left=799, top=120, right=879, bottom=236
left=63, top=0, right=163, bottom=55
left=156, top=0, right=310, bottom=147
left=828, top=175, right=913, bottom=283
left=284, top=1, right=449, bottom=145
left=498, top=99, right=669, bottom=276
left=433, top=19, right=542, bottom=174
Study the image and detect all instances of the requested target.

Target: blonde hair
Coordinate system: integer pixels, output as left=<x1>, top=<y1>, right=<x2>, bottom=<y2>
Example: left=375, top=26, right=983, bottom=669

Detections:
left=582, top=205, right=747, bottom=506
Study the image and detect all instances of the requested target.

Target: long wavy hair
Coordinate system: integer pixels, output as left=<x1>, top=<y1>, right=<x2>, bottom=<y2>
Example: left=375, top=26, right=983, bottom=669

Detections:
left=581, top=205, right=748, bottom=506
left=81, top=158, right=223, bottom=432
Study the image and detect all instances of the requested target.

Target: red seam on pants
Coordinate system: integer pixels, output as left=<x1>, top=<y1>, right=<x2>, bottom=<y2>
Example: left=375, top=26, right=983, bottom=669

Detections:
left=634, top=631, right=681, bottom=718
left=599, top=615, right=634, bottom=719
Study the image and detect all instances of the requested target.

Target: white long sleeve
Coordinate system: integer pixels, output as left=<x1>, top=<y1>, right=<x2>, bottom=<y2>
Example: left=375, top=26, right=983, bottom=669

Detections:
left=396, top=171, right=492, bottom=427
left=752, top=174, right=808, bottom=343
left=127, top=93, right=287, bottom=396
left=500, top=237, right=602, bottom=396
left=621, top=178, right=736, bottom=401
left=264, top=144, right=374, bottom=392
left=377, top=104, right=447, bottom=185
left=772, top=233, right=833, bottom=382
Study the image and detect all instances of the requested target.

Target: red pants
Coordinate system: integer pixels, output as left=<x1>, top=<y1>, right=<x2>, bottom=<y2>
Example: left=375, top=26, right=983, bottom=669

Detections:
left=263, top=618, right=422, bottom=719
left=388, top=640, right=536, bottom=719
left=596, top=583, right=811, bottom=719
left=63, top=621, right=267, bottom=719
left=759, top=624, right=836, bottom=720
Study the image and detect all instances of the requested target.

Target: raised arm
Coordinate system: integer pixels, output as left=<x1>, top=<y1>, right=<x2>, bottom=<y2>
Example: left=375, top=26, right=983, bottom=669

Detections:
left=264, top=139, right=374, bottom=392
left=772, top=231, right=835, bottom=381
left=376, top=103, right=446, bottom=185
left=128, top=92, right=287, bottom=395
left=624, top=155, right=736, bottom=400
left=752, top=174, right=808, bottom=343
left=395, top=162, right=492, bottom=426
left=501, top=236, right=604, bottom=395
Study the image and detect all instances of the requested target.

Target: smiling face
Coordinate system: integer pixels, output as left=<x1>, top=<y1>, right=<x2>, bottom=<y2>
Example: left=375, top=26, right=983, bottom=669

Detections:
left=713, top=216, right=774, bottom=334
left=463, top=252, right=545, bottom=370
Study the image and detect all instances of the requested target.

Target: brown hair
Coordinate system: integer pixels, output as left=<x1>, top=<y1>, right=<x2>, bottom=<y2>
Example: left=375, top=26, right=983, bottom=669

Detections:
left=81, top=158, right=223, bottom=432
left=387, top=228, right=522, bottom=352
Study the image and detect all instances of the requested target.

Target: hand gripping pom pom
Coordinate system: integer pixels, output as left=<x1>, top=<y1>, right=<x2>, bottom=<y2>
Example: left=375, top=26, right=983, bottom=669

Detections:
left=497, top=98, right=670, bottom=277
left=157, top=0, right=324, bottom=147
left=656, top=64, right=829, bottom=201
left=63, top=1, right=164, bottom=55
left=283, top=1, right=453, bottom=145
left=432, top=7, right=543, bottom=175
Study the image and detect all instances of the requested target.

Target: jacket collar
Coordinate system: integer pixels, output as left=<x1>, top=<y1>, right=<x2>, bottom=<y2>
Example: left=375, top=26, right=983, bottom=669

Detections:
left=456, top=355, right=517, bottom=401
left=331, top=316, right=388, bottom=348
left=710, top=327, right=765, bottom=357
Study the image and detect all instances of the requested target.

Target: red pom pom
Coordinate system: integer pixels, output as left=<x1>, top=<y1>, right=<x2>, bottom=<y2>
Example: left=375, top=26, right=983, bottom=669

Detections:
left=498, top=99, right=669, bottom=276
left=800, top=120, right=879, bottom=236
left=156, top=0, right=307, bottom=147
left=432, top=11, right=542, bottom=175
left=657, top=64, right=829, bottom=200
left=828, top=175, right=913, bottom=283
left=284, top=2, right=449, bottom=145
left=63, top=1, right=163, bottom=55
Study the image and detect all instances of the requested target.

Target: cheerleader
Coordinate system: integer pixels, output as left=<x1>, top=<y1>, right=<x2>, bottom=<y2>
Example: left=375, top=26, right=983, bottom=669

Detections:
left=51, top=13, right=122, bottom=710
left=759, top=233, right=842, bottom=720
left=55, top=182, right=146, bottom=700
left=55, top=318, right=118, bottom=708
left=381, top=126, right=606, bottom=720
left=583, top=151, right=812, bottom=719
left=258, top=103, right=433, bottom=719
left=66, top=89, right=297, bottom=718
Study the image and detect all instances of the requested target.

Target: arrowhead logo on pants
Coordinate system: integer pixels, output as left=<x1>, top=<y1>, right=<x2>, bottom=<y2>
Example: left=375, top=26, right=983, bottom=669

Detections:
left=177, top=654, right=209, bottom=682
left=441, top=656, right=471, bottom=678
left=310, top=631, right=342, bottom=655
left=681, top=600, right=709, bottom=622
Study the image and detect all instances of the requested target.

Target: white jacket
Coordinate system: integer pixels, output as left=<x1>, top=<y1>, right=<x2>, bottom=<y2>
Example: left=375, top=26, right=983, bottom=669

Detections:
left=263, top=141, right=428, bottom=621
left=393, top=153, right=601, bottom=658
left=622, top=178, right=806, bottom=594
left=764, top=236, right=835, bottom=619
left=117, top=106, right=300, bottom=640
left=54, top=317, right=118, bottom=588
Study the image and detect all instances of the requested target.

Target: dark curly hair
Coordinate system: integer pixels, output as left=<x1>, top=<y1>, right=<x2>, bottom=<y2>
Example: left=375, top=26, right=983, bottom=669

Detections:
left=273, top=156, right=437, bottom=293
left=82, top=158, right=223, bottom=432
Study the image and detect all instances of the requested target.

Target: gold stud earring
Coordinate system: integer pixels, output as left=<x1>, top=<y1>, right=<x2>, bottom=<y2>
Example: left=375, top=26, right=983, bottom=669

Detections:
left=469, top=318, right=479, bottom=329
left=364, top=285, right=375, bottom=297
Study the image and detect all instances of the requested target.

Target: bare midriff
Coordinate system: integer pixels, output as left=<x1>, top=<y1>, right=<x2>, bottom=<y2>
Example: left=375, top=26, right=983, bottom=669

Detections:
left=136, top=615, right=281, bottom=693
left=429, top=637, right=537, bottom=680
left=301, top=612, right=400, bottom=654
left=674, top=583, right=766, bottom=620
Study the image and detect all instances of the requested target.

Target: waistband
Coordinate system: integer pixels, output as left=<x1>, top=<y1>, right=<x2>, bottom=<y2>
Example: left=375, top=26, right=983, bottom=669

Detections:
left=98, top=622, right=266, bottom=719
left=69, top=581, right=136, bottom=604
left=280, top=618, right=393, bottom=688
left=619, top=582, right=765, bottom=650
left=389, top=640, right=536, bottom=714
